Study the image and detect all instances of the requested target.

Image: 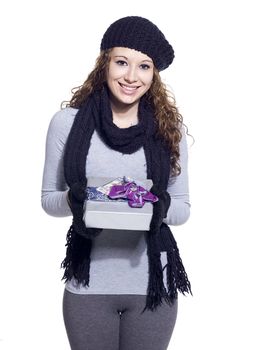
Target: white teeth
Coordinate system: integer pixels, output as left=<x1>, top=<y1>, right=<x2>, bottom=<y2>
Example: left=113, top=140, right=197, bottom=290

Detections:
left=120, top=84, right=137, bottom=90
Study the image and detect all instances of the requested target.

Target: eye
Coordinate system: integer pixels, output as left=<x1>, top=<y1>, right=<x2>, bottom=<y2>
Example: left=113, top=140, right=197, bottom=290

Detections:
left=116, top=60, right=127, bottom=66
left=140, top=64, right=151, bottom=70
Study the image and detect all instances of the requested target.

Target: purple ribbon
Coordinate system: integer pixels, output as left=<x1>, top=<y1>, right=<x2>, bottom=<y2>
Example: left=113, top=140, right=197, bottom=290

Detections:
left=108, top=182, right=158, bottom=208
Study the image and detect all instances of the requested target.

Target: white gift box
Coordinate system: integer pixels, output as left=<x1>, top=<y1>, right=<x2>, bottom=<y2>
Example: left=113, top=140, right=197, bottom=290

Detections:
left=83, top=177, right=153, bottom=231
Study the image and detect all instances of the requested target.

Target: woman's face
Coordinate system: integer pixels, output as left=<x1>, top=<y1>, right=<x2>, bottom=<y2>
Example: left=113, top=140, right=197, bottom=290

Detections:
left=106, top=47, right=154, bottom=108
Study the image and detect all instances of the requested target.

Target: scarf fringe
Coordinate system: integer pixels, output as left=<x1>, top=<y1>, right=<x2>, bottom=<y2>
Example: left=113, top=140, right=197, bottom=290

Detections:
left=142, top=225, right=192, bottom=313
left=61, top=225, right=92, bottom=286
left=166, top=247, right=192, bottom=298
left=142, top=234, right=168, bottom=313
left=165, top=227, right=192, bottom=297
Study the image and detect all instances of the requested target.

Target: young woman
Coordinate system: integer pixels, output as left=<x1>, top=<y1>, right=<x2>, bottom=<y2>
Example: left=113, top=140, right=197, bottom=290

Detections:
left=41, top=16, right=191, bottom=350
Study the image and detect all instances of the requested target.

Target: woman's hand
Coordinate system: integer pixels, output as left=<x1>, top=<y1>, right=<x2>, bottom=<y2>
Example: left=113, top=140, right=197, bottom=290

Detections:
left=149, top=185, right=171, bottom=232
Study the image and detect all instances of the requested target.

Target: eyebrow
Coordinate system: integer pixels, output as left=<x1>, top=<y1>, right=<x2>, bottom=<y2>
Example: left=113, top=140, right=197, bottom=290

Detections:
left=113, top=55, right=153, bottom=63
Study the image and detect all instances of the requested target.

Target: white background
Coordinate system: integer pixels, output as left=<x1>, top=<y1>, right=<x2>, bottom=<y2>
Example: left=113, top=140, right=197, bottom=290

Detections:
left=0, top=0, right=262, bottom=349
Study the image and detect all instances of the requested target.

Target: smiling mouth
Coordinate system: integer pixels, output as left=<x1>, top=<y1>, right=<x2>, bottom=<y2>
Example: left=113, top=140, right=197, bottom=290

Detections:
left=119, top=83, right=140, bottom=91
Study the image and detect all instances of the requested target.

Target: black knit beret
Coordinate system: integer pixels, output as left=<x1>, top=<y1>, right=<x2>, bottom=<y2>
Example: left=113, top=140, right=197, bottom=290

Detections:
left=100, top=16, right=174, bottom=71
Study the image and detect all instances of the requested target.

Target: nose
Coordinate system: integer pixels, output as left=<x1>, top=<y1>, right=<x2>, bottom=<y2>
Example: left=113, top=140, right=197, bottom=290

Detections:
left=124, top=65, right=138, bottom=83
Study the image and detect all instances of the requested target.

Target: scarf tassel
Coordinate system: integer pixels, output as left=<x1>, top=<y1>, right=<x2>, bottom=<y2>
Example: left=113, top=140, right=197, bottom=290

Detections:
left=142, top=234, right=168, bottom=313
left=61, top=225, right=92, bottom=286
left=158, top=223, right=192, bottom=299
left=141, top=224, right=192, bottom=313
left=166, top=247, right=192, bottom=300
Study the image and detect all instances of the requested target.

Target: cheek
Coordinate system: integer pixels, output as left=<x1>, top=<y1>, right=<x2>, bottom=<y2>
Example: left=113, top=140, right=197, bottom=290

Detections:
left=106, top=69, right=118, bottom=91
left=108, top=63, right=123, bottom=80
left=142, top=71, right=154, bottom=86
left=144, top=76, right=153, bottom=90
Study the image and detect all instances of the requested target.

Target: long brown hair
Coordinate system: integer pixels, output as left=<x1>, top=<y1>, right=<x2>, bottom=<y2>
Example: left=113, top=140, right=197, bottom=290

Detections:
left=63, top=50, right=185, bottom=176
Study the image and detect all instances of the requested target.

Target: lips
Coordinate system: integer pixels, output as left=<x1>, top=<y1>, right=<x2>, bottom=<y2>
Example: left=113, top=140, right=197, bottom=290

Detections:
left=119, top=82, right=140, bottom=94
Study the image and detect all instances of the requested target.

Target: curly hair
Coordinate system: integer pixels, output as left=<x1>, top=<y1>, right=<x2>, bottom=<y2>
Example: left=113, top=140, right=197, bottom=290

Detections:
left=63, top=50, right=185, bottom=176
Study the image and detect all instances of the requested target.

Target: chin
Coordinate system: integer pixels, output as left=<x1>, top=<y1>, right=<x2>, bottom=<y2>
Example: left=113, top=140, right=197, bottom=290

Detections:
left=119, top=96, right=140, bottom=105
left=117, top=90, right=146, bottom=105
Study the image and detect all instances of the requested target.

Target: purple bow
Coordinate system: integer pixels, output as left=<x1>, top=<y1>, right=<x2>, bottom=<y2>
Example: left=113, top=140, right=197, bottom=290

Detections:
left=108, top=182, right=158, bottom=208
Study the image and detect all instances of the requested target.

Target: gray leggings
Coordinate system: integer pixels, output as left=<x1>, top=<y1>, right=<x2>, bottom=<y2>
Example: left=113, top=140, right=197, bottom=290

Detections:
left=63, top=289, right=178, bottom=350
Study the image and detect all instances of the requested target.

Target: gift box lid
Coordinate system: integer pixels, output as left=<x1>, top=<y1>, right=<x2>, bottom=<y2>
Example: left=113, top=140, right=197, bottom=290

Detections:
left=83, top=177, right=154, bottom=231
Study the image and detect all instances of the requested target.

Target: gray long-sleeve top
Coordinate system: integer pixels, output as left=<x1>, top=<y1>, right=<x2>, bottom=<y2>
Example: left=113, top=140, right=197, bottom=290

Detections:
left=41, top=107, right=190, bottom=295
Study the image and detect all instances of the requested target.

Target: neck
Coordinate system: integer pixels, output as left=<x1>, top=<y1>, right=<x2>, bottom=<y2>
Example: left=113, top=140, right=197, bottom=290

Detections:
left=110, top=95, right=139, bottom=128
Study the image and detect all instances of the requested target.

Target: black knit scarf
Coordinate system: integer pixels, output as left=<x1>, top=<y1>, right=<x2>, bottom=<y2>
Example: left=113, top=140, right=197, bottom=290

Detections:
left=61, top=86, right=191, bottom=312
